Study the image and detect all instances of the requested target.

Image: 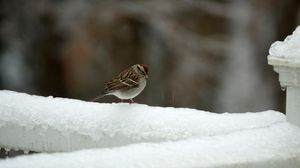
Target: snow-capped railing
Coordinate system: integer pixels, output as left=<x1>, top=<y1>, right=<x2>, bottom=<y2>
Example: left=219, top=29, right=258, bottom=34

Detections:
left=268, top=26, right=300, bottom=127
left=0, top=90, right=285, bottom=153
left=1, top=90, right=300, bottom=168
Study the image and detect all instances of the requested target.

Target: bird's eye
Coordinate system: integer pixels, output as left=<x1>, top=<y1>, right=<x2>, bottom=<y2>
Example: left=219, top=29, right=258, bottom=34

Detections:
left=137, top=66, right=144, bottom=74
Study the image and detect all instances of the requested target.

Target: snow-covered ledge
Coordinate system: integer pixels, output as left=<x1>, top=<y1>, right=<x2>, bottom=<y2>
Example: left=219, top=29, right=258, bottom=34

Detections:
left=0, top=90, right=300, bottom=167
left=268, top=26, right=300, bottom=127
left=0, top=90, right=285, bottom=152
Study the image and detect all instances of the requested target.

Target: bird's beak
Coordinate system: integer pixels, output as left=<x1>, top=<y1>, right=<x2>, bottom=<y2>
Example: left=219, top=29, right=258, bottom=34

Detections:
left=145, top=75, right=149, bottom=79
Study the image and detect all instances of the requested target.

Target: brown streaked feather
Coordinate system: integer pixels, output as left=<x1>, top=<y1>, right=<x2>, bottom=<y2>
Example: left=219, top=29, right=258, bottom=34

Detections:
left=103, top=79, right=126, bottom=92
left=120, top=78, right=139, bottom=86
left=103, top=66, right=140, bottom=94
left=118, top=66, right=134, bottom=79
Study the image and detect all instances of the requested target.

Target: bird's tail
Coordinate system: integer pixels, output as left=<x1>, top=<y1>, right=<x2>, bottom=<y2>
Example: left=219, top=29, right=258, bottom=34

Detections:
left=90, top=94, right=106, bottom=102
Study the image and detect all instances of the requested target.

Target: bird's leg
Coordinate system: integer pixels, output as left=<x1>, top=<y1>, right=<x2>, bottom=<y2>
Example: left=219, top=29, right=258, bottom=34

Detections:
left=120, top=99, right=124, bottom=103
left=130, top=99, right=135, bottom=103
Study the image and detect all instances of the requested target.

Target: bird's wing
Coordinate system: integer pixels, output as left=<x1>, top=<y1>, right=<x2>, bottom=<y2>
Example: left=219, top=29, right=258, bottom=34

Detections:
left=103, top=66, right=140, bottom=94
left=118, top=66, right=139, bottom=87
left=103, top=77, right=139, bottom=94
left=119, top=78, right=139, bottom=87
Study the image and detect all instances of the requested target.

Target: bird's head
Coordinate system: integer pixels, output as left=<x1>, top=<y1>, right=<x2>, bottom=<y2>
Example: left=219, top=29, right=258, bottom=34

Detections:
left=135, top=64, right=149, bottom=79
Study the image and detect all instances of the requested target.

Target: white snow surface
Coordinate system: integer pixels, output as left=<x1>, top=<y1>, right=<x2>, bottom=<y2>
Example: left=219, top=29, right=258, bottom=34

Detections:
left=268, top=26, right=300, bottom=67
left=1, top=123, right=300, bottom=168
left=0, top=90, right=285, bottom=152
left=1, top=90, right=300, bottom=167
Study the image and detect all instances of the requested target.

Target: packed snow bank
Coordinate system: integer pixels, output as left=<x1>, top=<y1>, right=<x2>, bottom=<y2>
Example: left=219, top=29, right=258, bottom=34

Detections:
left=0, top=90, right=285, bottom=152
left=268, top=26, right=300, bottom=67
left=1, top=122, right=300, bottom=168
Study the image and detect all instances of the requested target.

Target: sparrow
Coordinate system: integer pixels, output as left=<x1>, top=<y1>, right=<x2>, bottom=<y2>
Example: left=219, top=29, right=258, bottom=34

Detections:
left=92, top=64, right=149, bottom=103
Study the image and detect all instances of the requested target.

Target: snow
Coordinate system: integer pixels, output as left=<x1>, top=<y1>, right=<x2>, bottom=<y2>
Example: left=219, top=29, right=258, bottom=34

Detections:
left=0, top=90, right=300, bottom=167
left=1, top=122, right=300, bottom=168
left=267, top=26, right=300, bottom=127
left=0, top=90, right=286, bottom=152
left=268, top=26, right=300, bottom=67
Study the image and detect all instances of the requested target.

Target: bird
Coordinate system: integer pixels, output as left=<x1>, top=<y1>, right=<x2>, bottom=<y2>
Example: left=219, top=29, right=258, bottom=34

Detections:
left=91, top=64, right=149, bottom=103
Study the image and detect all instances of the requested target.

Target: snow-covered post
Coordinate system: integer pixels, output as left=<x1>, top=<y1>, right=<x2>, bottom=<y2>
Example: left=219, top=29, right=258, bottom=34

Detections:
left=268, top=26, right=300, bottom=127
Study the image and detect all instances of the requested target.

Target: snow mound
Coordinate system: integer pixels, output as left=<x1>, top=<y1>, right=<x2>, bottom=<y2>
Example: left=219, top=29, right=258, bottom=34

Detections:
left=268, top=26, right=300, bottom=67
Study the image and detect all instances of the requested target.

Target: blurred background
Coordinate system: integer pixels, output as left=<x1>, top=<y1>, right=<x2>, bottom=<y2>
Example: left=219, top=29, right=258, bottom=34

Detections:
left=0, top=0, right=299, bottom=113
